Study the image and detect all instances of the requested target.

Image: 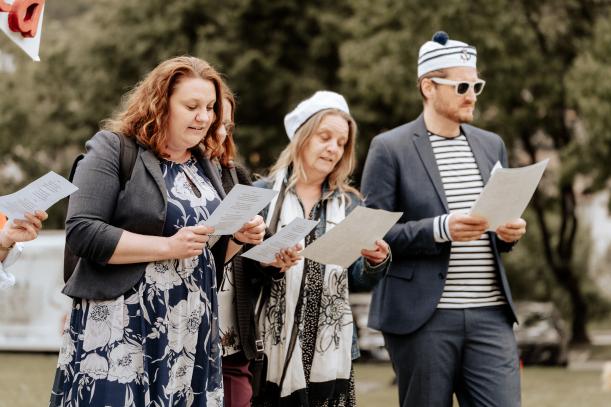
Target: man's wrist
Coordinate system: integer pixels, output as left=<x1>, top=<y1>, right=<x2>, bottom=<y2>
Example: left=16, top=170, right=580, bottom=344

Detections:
left=433, top=214, right=453, bottom=242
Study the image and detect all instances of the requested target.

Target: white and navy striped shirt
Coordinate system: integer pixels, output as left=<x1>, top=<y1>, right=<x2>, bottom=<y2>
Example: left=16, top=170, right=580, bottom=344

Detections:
left=429, top=133, right=506, bottom=309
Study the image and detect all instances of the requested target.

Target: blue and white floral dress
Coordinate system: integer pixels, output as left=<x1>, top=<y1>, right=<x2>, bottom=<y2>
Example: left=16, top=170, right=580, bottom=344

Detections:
left=50, top=157, right=224, bottom=407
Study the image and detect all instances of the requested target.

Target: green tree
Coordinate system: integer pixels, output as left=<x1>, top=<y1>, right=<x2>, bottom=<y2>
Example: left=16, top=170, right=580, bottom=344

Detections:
left=194, top=0, right=355, bottom=171
left=567, top=16, right=611, bottom=200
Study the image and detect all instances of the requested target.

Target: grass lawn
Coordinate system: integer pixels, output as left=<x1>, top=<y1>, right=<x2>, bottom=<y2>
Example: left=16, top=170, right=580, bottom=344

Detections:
left=0, top=353, right=610, bottom=406
left=354, top=361, right=611, bottom=407
left=0, top=353, right=57, bottom=407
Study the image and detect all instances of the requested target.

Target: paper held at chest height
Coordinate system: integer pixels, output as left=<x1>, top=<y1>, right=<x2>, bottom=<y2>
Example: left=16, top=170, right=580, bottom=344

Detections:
left=203, top=184, right=277, bottom=235
left=0, top=171, right=78, bottom=220
left=241, top=218, right=319, bottom=264
left=300, top=206, right=402, bottom=268
left=469, top=159, right=549, bottom=231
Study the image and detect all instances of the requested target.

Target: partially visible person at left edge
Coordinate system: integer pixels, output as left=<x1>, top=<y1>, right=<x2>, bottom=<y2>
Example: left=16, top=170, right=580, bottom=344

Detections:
left=0, top=210, right=48, bottom=289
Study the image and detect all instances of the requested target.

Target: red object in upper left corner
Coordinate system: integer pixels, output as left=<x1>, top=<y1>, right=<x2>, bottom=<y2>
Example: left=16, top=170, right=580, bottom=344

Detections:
left=6, top=0, right=46, bottom=38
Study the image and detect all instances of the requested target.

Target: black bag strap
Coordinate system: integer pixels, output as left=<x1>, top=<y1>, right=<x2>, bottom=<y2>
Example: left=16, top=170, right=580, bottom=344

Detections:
left=268, top=179, right=288, bottom=234
left=279, top=219, right=318, bottom=388
left=253, top=178, right=286, bottom=361
left=229, top=165, right=239, bottom=186
left=253, top=178, right=299, bottom=385
left=272, top=177, right=316, bottom=387
left=254, top=173, right=316, bottom=388
left=117, top=133, right=138, bottom=190
left=68, top=155, right=85, bottom=182
left=251, top=247, right=309, bottom=388
left=253, top=282, right=268, bottom=362
left=67, top=133, right=137, bottom=188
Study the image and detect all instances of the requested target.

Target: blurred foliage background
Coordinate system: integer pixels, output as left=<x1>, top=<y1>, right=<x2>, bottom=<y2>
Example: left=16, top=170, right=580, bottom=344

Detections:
left=1, top=0, right=611, bottom=343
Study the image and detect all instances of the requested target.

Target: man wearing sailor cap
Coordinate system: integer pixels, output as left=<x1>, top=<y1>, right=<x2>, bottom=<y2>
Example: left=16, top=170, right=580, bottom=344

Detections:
left=361, top=32, right=526, bottom=406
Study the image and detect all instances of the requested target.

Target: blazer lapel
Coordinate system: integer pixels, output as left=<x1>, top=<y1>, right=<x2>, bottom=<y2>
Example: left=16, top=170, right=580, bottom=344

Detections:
left=197, top=155, right=227, bottom=199
left=462, top=127, right=491, bottom=184
left=412, top=115, right=449, bottom=212
left=140, top=148, right=168, bottom=206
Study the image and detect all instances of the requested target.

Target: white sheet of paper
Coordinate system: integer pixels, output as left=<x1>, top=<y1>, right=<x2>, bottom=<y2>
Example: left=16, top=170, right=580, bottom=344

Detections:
left=0, top=2, right=44, bottom=61
left=203, top=184, right=277, bottom=235
left=300, top=206, right=402, bottom=268
left=241, top=218, right=319, bottom=264
left=0, top=171, right=78, bottom=220
left=469, top=159, right=549, bottom=231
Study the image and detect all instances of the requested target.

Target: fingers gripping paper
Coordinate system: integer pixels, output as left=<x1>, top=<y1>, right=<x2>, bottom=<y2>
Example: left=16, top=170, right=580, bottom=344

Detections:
left=469, top=159, right=549, bottom=231
left=300, top=206, right=402, bottom=268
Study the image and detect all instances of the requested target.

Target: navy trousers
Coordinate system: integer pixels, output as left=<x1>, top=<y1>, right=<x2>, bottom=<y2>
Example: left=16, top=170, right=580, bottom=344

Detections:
left=383, top=306, right=520, bottom=407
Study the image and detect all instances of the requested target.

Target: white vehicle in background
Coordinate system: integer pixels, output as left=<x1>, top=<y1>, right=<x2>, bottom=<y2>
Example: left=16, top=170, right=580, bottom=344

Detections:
left=514, top=300, right=570, bottom=366
left=0, top=231, right=71, bottom=351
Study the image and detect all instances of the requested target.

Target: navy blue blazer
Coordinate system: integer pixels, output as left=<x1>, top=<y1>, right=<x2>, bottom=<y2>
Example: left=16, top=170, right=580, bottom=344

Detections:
left=361, top=114, right=517, bottom=335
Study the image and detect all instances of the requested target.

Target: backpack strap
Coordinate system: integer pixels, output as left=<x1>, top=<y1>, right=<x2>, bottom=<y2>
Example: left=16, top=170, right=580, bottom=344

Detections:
left=268, top=180, right=288, bottom=234
left=68, top=155, right=85, bottom=182
left=117, top=133, right=138, bottom=189
left=67, top=133, right=137, bottom=188
left=229, top=164, right=239, bottom=186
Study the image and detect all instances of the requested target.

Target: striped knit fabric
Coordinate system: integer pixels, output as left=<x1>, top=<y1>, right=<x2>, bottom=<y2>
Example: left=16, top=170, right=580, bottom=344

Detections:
left=429, top=133, right=506, bottom=309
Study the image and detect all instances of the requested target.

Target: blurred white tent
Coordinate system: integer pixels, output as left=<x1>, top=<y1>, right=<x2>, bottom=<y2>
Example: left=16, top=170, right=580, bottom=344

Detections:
left=0, top=230, right=71, bottom=351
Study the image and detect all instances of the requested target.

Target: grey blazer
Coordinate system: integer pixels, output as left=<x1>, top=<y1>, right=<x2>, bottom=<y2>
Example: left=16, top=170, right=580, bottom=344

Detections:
left=62, top=131, right=227, bottom=300
left=361, top=114, right=517, bottom=335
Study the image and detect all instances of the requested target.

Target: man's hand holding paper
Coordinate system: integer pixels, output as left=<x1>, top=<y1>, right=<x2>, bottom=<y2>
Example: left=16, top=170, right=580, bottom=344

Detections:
left=447, top=213, right=488, bottom=242
left=468, top=159, right=548, bottom=239
left=361, top=239, right=391, bottom=265
left=495, top=218, right=527, bottom=243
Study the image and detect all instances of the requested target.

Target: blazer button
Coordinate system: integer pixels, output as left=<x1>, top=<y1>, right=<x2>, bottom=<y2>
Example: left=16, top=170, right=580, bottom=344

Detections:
left=438, top=273, right=445, bottom=280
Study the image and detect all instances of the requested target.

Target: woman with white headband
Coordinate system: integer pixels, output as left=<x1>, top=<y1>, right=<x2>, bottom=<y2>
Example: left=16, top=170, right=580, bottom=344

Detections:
left=252, top=91, right=391, bottom=406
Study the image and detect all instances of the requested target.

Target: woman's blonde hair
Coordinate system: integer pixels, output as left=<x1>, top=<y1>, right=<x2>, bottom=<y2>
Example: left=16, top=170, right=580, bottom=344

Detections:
left=102, top=56, right=225, bottom=158
left=269, top=109, right=360, bottom=198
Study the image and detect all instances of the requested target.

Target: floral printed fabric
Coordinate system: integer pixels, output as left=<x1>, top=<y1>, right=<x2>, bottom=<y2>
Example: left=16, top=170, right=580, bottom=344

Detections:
left=218, top=262, right=241, bottom=356
left=50, top=157, right=224, bottom=407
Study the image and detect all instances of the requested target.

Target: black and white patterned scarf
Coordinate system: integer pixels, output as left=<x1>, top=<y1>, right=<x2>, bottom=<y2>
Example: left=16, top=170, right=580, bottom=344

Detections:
left=258, top=169, right=353, bottom=398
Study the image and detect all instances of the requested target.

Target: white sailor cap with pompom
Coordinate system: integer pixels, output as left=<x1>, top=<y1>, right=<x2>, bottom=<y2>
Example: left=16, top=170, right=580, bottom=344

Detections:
left=417, top=31, right=477, bottom=78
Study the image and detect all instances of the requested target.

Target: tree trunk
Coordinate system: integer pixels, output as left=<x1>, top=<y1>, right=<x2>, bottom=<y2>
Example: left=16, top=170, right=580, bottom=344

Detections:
left=522, top=133, right=591, bottom=345
left=550, top=262, right=590, bottom=344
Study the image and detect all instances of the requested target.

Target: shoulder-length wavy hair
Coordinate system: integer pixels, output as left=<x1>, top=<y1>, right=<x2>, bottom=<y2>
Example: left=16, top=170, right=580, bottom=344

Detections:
left=269, top=109, right=360, bottom=198
left=212, top=83, right=238, bottom=167
left=103, top=56, right=224, bottom=158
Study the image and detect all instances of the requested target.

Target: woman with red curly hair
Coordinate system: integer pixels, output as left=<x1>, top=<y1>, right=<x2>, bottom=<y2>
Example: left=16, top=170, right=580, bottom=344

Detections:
left=49, top=56, right=265, bottom=407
